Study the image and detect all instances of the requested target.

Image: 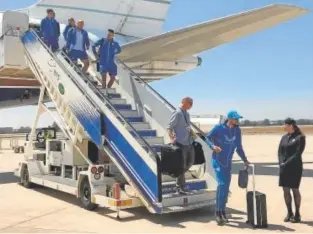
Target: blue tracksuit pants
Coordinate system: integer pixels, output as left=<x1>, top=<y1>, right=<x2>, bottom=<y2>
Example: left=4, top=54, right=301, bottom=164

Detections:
left=212, top=159, right=232, bottom=211
left=44, top=37, right=59, bottom=52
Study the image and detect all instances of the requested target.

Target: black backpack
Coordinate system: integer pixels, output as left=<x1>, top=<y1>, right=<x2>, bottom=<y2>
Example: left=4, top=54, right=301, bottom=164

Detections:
left=238, top=168, right=249, bottom=189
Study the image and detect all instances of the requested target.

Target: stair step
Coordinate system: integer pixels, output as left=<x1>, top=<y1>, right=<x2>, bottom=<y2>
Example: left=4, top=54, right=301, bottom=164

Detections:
left=109, top=98, right=127, bottom=105
left=143, top=145, right=161, bottom=153
left=90, top=87, right=116, bottom=94
left=127, top=122, right=151, bottom=130
left=92, top=88, right=120, bottom=98
left=162, top=190, right=215, bottom=211
left=118, top=110, right=140, bottom=118
left=140, top=136, right=164, bottom=145
left=107, top=93, right=121, bottom=98
left=87, top=80, right=99, bottom=86
left=163, top=189, right=207, bottom=199
left=162, top=197, right=215, bottom=213
left=162, top=179, right=207, bottom=194
left=162, top=171, right=196, bottom=183
left=113, top=104, right=132, bottom=110
left=98, top=88, right=117, bottom=94
left=130, top=129, right=157, bottom=137
left=120, top=116, right=144, bottom=123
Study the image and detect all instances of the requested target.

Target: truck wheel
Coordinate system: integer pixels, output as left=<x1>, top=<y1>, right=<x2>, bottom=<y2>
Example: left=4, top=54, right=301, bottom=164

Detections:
left=21, top=165, right=32, bottom=188
left=20, top=147, right=24, bottom=153
left=14, top=148, right=19, bottom=153
left=79, top=178, right=98, bottom=211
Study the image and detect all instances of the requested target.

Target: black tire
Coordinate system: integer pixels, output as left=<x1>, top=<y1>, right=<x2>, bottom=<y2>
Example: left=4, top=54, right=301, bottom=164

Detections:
left=21, top=165, right=32, bottom=188
left=20, top=147, right=24, bottom=153
left=79, top=178, right=98, bottom=211
left=14, top=148, right=19, bottom=153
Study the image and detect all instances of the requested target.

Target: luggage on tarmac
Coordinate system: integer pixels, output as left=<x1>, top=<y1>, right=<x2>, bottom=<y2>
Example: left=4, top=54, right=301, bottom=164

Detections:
left=160, top=144, right=184, bottom=178
left=192, top=141, right=205, bottom=165
left=247, top=191, right=268, bottom=228
left=245, top=165, right=268, bottom=228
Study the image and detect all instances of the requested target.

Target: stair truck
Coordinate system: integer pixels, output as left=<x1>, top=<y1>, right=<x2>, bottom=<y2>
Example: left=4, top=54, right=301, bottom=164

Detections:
left=8, top=13, right=218, bottom=218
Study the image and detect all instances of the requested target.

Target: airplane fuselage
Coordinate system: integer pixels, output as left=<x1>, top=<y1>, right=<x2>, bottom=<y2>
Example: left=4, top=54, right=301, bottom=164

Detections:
left=0, top=16, right=199, bottom=109
left=0, top=2, right=308, bottom=110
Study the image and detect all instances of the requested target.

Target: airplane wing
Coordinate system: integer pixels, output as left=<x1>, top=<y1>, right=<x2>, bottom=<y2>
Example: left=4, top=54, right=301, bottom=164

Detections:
left=19, top=0, right=171, bottom=39
left=119, top=4, right=308, bottom=62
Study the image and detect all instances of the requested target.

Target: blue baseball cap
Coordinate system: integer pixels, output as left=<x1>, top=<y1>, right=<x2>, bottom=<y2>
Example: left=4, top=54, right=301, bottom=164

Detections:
left=227, top=110, right=243, bottom=120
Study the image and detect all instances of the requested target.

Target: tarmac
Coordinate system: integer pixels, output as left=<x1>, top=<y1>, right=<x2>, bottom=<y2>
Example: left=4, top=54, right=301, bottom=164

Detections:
left=0, top=134, right=312, bottom=233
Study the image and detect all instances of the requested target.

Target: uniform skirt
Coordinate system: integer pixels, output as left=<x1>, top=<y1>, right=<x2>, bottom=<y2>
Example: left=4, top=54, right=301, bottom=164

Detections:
left=279, top=164, right=303, bottom=189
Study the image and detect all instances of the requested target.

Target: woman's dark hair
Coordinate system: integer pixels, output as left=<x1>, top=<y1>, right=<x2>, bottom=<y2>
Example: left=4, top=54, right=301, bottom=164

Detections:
left=285, top=118, right=304, bottom=136
left=293, top=124, right=304, bottom=136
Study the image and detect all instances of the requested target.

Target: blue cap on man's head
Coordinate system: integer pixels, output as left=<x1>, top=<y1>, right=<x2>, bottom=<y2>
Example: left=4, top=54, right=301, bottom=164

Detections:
left=227, top=110, right=243, bottom=120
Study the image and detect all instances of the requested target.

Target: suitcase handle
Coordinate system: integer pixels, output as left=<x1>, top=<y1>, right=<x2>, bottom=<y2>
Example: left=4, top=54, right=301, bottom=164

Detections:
left=246, top=164, right=257, bottom=227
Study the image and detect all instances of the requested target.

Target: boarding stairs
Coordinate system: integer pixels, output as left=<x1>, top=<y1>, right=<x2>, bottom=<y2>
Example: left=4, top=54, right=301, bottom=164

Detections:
left=21, top=29, right=217, bottom=214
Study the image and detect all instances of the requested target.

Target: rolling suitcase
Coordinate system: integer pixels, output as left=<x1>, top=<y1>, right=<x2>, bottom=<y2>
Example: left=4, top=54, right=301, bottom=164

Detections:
left=245, top=164, right=268, bottom=228
left=160, top=144, right=184, bottom=178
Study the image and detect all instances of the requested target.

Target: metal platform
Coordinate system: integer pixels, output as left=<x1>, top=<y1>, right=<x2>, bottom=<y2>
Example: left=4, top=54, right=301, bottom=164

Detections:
left=162, top=189, right=216, bottom=213
left=162, top=199, right=215, bottom=213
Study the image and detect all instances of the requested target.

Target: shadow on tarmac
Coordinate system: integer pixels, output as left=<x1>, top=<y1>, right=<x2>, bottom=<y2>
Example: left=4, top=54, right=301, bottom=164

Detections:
left=1, top=166, right=311, bottom=230
left=9, top=182, right=298, bottom=231
left=0, top=172, right=20, bottom=185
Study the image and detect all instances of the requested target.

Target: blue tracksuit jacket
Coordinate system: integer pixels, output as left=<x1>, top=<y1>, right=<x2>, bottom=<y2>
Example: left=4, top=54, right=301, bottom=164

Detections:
left=63, top=24, right=73, bottom=41
left=92, top=38, right=121, bottom=75
left=40, top=17, right=60, bottom=39
left=66, top=28, right=90, bottom=51
left=206, top=122, right=247, bottom=211
left=40, top=17, right=60, bottom=51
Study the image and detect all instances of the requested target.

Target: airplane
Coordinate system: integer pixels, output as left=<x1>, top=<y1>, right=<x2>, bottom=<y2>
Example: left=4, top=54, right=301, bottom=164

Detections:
left=0, top=0, right=308, bottom=109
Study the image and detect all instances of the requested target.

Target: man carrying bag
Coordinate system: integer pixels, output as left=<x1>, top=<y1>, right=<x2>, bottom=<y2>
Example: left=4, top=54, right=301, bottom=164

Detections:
left=166, top=97, right=196, bottom=194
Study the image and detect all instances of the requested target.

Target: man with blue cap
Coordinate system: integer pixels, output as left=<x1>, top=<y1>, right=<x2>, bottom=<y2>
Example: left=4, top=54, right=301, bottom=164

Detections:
left=206, top=110, right=250, bottom=225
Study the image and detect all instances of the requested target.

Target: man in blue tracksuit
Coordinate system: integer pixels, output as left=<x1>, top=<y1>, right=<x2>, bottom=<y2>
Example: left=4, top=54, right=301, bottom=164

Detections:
left=52, top=11, right=60, bottom=39
left=206, top=110, right=250, bottom=225
left=92, top=29, right=121, bottom=89
left=40, top=9, right=60, bottom=52
left=63, top=18, right=75, bottom=41
left=66, top=20, right=90, bottom=73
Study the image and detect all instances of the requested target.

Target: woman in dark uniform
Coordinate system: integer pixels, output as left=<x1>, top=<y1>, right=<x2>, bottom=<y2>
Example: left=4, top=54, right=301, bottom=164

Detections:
left=278, top=118, right=306, bottom=223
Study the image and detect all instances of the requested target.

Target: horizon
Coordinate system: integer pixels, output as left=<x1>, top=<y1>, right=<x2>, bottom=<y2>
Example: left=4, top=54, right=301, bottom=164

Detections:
left=0, top=0, right=312, bottom=128
left=1, top=117, right=313, bottom=130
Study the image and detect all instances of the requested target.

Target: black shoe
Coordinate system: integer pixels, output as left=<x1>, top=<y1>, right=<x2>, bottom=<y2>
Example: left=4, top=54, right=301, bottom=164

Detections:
left=216, top=212, right=225, bottom=226
left=221, top=211, right=229, bottom=223
left=284, top=213, right=294, bottom=222
left=291, top=215, right=301, bottom=223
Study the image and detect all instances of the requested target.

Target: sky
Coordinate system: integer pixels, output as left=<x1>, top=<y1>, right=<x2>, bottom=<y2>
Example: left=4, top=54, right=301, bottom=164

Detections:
left=0, top=0, right=312, bottom=128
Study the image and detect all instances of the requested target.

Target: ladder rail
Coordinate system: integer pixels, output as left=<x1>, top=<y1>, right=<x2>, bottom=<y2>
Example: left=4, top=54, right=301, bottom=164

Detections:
left=116, top=58, right=208, bottom=136
left=0, top=26, right=18, bottom=39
